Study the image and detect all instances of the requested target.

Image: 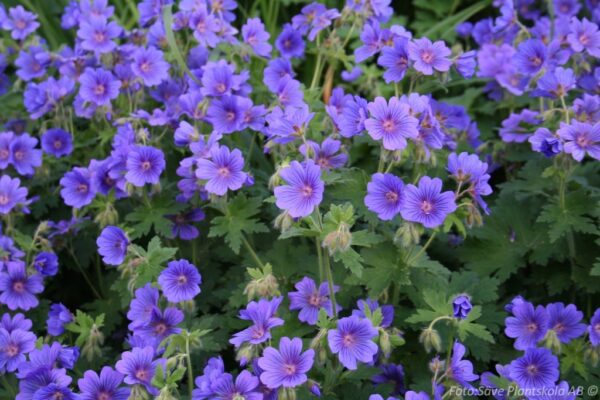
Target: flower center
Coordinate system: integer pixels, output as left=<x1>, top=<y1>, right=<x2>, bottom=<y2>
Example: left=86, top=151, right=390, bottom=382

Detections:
left=12, top=281, right=24, bottom=293
left=14, top=150, right=24, bottom=161
left=98, top=392, right=111, bottom=400
left=135, top=368, right=149, bottom=381
left=154, top=323, right=167, bottom=335
left=576, top=134, right=591, bottom=148
left=308, top=293, right=321, bottom=307
left=226, top=111, right=236, bottom=121
left=526, top=322, right=538, bottom=333
left=0, top=149, right=8, bottom=160
left=301, top=185, right=313, bottom=198
left=420, top=200, right=433, bottom=214
left=421, top=50, right=434, bottom=64
left=51, top=392, right=64, bottom=400
left=94, top=84, right=106, bottom=95
left=343, top=333, right=355, bottom=347
left=284, top=39, right=291, bottom=49
left=526, top=364, right=538, bottom=376
left=385, top=191, right=398, bottom=203
left=553, top=323, right=565, bottom=333
left=382, top=119, right=396, bottom=133
left=218, top=167, right=230, bottom=177
left=77, top=183, right=88, bottom=193
left=15, top=20, right=27, bottom=30
left=140, top=61, right=151, bottom=73
left=216, top=83, right=226, bottom=93
left=54, top=140, right=63, bottom=149
left=0, top=195, right=9, bottom=205
left=529, top=56, right=542, bottom=67
left=283, top=363, right=297, bottom=375
left=579, top=34, right=589, bottom=45
left=177, top=274, right=188, bottom=285
left=5, top=343, right=19, bottom=357
left=141, top=161, right=152, bottom=171
left=316, top=157, right=329, bottom=168
left=251, top=326, right=265, bottom=339
left=94, top=31, right=106, bottom=43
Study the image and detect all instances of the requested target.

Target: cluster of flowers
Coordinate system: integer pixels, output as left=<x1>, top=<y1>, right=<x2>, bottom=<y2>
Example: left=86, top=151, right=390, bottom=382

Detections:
left=0, top=0, right=597, bottom=398
left=465, top=0, right=600, bottom=160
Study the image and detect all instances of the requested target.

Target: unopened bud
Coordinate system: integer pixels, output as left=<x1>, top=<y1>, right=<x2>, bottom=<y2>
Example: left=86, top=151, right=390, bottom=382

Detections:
left=236, top=344, right=255, bottom=365
left=244, top=273, right=279, bottom=300
left=543, top=330, right=561, bottom=354
left=419, top=328, right=442, bottom=353
left=308, top=380, right=321, bottom=397
left=82, top=324, right=104, bottom=361
left=274, top=211, right=294, bottom=233
left=157, top=388, right=177, bottom=400
left=94, top=203, right=119, bottom=227
left=465, top=203, right=482, bottom=227
left=394, top=222, right=421, bottom=248
left=585, top=346, right=600, bottom=367
left=280, top=387, right=297, bottom=400
left=322, top=223, right=352, bottom=255
left=379, top=330, right=391, bottom=358
left=429, top=356, right=445, bottom=374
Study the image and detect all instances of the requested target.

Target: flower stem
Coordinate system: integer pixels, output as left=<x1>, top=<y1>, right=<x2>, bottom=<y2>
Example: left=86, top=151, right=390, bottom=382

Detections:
left=185, top=333, right=194, bottom=398
left=408, top=232, right=437, bottom=265
left=316, top=237, right=324, bottom=282
left=241, top=234, right=265, bottom=269
left=324, top=253, right=337, bottom=318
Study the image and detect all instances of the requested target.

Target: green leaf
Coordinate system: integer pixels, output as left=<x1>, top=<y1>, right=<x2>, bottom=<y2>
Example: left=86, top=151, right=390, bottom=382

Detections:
left=65, top=310, right=104, bottom=347
left=208, top=194, right=269, bottom=254
left=537, top=191, right=598, bottom=243
left=125, top=198, right=185, bottom=239
left=456, top=307, right=495, bottom=344
left=361, top=244, right=410, bottom=295
left=134, top=237, right=178, bottom=287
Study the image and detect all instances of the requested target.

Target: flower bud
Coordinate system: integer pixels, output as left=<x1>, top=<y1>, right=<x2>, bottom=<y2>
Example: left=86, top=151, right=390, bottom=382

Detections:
left=82, top=323, right=104, bottom=361
left=429, top=356, right=445, bottom=374
left=236, top=344, right=256, bottom=366
left=94, top=203, right=119, bottom=227
left=452, top=294, right=472, bottom=320
left=274, top=211, right=294, bottom=233
left=157, top=388, right=177, bottom=400
left=379, top=329, right=392, bottom=358
left=585, top=346, right=600, bottom=367
left=307, top=380, right=322, bottom=397
left=543, top=329, right=561, bottom=354
left=322, top=222, right=352, bottom=255
left=419, top=327, right=442, bottom=353
left=280, top=387, right=297, bottom=400
left=394, top=222, right=421, bottom=248
left=244, top=272, right=279, bottom=300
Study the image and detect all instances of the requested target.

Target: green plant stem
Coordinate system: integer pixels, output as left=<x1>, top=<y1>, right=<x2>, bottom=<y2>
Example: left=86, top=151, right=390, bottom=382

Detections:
left=185, top=334, right=194, bottom=398
left=316, top=237, right=324, bottom=282
left=1, top=375, right=15, bottom=398
left=241, top=235, right=265, bottom=269
left=427, top=315, right=454, bottom=331
left=560, top=95, right=570, bottom=124
left=408, top=232, right=437, bottom=264
left=324, top=253, right=337, bottom=318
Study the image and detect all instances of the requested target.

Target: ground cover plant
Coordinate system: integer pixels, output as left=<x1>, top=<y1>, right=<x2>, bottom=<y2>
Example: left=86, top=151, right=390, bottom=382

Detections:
left=0, top=0, right=599, bottom=399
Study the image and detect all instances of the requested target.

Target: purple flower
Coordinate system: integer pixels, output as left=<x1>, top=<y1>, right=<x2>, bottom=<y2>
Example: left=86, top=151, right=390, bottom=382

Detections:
left=276, top=77, right=304, bottom=108
left=505, top=301, right=549, bottom=350
left=158, top=259, right=201, bottom=303
left=377, top=38, right=410, bottom=83
left=242, top=17, right=272, bottom=58
left=167, top=208, right=205, bottom=240
left=355, top=22, right=383, bottom=63
left=546, top=303, right=586, bottom=343
left=276, top=24, right=305, bottom=59
left=127, top=284, right=159, bottom=330
left=567, top=17, right=600, bottom=57
left=339, top=95, right=369, bottom=138
left=288, top=277, right=337, bottom=325
left=447, top=342, right=478, bottom=389
left=328, top=315, right=378, bottom=370
left=2, top=6, right=39, bottom=40
left=263, top=58, right=295, bottom=92
left=364, top=173, right=404, bottom=221
left=125, top=145, right=166, bottom=186
left=557, top=121, right=600, bottom=161
left=192, top=357, right=226, bottom=400
left=210, top=371, right=262, bottom=400
left=499, top=110, right=541, bottom=143
left=274, top=160, right=324, bottom=218
left=533, top=67, right=575, bottom=99
left=30, top=383, right=79, bottom=400
left=15, top=46, right=50, bottom=81
left=529, top=128, right=563, bottom=158
left=77, top=16, right=121, bottom=55
left=513, top=39, right=547, bottom=75
left=79, top=67, right=121, bottom=107
left=230, top=297, right=284, bottom=348
left=404, top=392, right=429, bottom=400
left=0, top=261, right=43, bottom=311
left=400, top=176, right=457, bottom=229
left=131, top=47, right=170, bottom=87
left=115, top=346, right=165, bottom=396
left=0, top=175, right=28, bottom=214
left=78, top=366, right=130, bottom=400
left=408, top=38, right=452, bottom=75
left=0, top=132, right=13, bottom=169
left=33, top=252, right=58, bottom=276
left=0, top=328, right=36, bottom=372
left=365, top=97, right=419, bottom=151
left=207, top=95, right=245, bottom=134
left=509, top=348, right=559, bottom=389
left=0, top=312, right=32, bottom=332
left=46, top=303, right=73, bottom=336
left=258, top=337, right=315, bottom=389
left=41, top=128, right=73, bottom=158
left=196, top=145, right=247, bottom=196
left=299, top=138, right=347, bottom=170
left=452, top=295, right=472, bottom=319
left=589, top=308, right=600, bottom=347
left=372, top=364, right=405, bottom=396
left=455, top=50, right=477, bottom=79
left=97, top=226, right=129, bottom=266
left=341, top=66, right=362, bottom=82
left=134, top=306, right=183, bottom=346
left=10, top=133, right=42, bottom=176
